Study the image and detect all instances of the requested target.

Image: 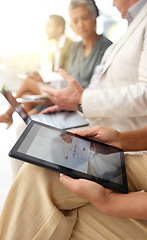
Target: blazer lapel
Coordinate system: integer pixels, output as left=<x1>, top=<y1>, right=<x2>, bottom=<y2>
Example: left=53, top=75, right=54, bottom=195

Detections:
left=101, top=3, right=147, bottom=76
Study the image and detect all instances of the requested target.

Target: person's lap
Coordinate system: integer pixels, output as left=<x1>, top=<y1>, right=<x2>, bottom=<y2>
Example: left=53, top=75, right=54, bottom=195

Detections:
left=70, top=203, right=147, bottom=240
left=70, top=153, right=147, bottom=240
left=1, top=153, right=147, bottom=240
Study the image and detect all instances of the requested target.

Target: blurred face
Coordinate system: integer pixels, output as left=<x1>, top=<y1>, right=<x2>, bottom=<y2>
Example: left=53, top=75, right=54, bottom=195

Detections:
left=113, top=0, right=139, bottom=18
left=46, top=18, right=58, bottom=40
left=70, top=6, right=96, bottom=39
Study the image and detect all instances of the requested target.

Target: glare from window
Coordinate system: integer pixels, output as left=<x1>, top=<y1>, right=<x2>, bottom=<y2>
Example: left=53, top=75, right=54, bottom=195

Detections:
left=0, top=0, right=44, bottom=55
left=0, top=0, right=127, bottom=90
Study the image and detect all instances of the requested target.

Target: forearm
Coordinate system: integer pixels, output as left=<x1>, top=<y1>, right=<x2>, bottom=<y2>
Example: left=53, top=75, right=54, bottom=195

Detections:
left=94, top=192, right=147, bottom=220
left=121, top=126, right=147, bottom=151
left=82, top=83, right=147, bottom=119
left=60, top=175, right=147, bottom=220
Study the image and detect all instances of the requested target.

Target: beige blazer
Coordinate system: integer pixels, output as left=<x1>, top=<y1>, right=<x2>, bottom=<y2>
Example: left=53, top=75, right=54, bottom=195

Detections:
left=82, top=3, right=147, bottom=131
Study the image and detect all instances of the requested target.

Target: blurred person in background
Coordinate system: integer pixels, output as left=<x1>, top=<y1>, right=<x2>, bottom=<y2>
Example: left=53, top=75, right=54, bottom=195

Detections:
left=67, top=0, right=112, bottom=88
left=0, top=14, right=73, bottom=128
left=46, top=14, right=73, bottom=72
left=41, top=0, right=147, bottom=132
left=0, top=0, right=112, bottom=128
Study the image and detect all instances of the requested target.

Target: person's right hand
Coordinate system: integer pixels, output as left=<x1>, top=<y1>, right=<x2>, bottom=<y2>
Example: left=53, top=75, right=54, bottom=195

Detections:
left=74, top=126, right=122, bottom=149
left=41, top=69, right=84, bottom=112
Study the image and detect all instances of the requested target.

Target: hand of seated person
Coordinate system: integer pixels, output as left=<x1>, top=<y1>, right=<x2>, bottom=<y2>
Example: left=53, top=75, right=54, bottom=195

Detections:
left=41, top=69, right=84, bottom=112
left=60, top=125, right=147, bottom=220
left=74, top=126, right=122, bottom=149
left=40, top=105, right=62, bottom=114
left=60, top=174, right=113, bottom=212
left=60, top=126, right=121, bottom=212
left=29, top=71, right=43, bottom=83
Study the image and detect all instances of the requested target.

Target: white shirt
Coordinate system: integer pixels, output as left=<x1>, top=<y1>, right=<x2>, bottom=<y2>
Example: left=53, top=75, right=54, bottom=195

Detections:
left=53, top=34, right=66, bottom=71
left=126, top=0, right=147, bottom=26
left=88, top=0, right=146, bottom=90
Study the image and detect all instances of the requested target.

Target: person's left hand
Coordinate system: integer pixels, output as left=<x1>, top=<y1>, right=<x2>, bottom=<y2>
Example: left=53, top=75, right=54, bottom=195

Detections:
left=74, top=126, right=122, bottom=149
left=60, top=174, right=113, bottom=210
left=41, top=69, right=84, bottom=112
left=29, top=71, right=43, bottom=82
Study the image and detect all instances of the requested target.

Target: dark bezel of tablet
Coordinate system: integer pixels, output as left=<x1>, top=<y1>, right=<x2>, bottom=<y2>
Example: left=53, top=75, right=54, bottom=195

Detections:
left=9, top=120, right=128, bottom=193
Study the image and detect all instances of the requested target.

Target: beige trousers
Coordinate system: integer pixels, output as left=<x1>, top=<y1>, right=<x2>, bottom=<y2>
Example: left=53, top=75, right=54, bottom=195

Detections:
left=0, top=153, right=147, bottom=240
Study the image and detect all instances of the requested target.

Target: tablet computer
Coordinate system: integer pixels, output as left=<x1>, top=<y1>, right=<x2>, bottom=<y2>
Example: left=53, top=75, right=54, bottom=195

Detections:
left=9, top=121, right=128, bottom=193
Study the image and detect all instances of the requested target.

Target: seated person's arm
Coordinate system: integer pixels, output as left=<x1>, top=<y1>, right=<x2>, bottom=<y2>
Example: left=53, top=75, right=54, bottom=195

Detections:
left=60, top=125, right=147, bottom=220
left=60, top=174, right=147, bottom=220
left=74, top=125, right=147, bottom=152
left=40, top=69, right=84, bottom=113
left=121, top=126, right=147, bottom=151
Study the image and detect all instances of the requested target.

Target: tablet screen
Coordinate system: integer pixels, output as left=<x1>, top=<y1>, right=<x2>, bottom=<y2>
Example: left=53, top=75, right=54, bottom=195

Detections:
left=9, top=121, right=128, bottom=193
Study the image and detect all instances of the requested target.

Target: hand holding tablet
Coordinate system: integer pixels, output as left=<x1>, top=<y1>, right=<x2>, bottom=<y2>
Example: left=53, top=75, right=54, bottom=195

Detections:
left=9, top=121, right=128, bottom=193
